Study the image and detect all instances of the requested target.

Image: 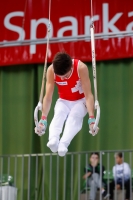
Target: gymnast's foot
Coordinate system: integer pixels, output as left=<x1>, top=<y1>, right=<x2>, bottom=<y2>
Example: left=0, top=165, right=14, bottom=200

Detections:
left=58, top=143, right=68, bottom=157
left=47, top=137, right=59, bottom=153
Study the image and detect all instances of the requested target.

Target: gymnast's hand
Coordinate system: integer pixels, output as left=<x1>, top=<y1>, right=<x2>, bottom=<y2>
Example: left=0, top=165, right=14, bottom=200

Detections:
left=35, top=116, right=47, bottom=136
left=88, top=117, right=99, bottom=136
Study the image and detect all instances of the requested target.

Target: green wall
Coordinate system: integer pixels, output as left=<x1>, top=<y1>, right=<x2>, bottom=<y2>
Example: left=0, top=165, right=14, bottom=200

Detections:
left=1, top=59, right=133, bottom=155
left=0, top=59, right=133, bottom=199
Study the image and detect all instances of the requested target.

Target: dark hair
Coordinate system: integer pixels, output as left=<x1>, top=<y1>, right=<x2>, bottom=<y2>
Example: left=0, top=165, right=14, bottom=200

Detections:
left=115, top=152, right=123, bottom=158
left=53, top=52, right=72, bottom=75
left=90, top=152, right=99, bottom=158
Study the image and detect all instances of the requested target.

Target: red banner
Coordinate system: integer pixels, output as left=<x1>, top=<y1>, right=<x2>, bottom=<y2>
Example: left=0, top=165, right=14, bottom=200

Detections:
left=0, top=0, right=133, bottom=66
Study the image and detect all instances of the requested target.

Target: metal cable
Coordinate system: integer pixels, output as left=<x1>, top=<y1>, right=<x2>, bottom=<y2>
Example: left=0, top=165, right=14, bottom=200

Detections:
left=39, top=0, right=52, bottom=103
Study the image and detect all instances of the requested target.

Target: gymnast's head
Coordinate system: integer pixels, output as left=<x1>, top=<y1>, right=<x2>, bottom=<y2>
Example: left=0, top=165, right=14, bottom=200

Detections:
left=52, top=52, right=72, bottom=78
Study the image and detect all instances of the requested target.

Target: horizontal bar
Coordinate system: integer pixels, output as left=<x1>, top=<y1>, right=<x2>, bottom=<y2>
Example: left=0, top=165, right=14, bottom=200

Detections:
left=1, top=149, right=133, bottom=158
left=0, top=31, right=133, bottom=48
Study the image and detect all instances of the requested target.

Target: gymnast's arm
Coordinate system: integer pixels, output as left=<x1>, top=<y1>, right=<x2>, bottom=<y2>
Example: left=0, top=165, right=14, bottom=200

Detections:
left=42, top=65, right=54, bottom=117
left=78, top=61, right=94, bottom=117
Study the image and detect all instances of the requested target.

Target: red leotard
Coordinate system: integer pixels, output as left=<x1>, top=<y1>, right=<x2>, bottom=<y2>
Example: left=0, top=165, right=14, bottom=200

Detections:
left=54, top=59, right=85, bottom=101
